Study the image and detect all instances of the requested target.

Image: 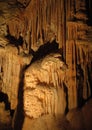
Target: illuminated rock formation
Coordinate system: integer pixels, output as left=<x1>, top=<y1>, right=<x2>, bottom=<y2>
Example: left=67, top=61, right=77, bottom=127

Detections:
left=0, top=39, right=32, bottom=109
left=7, top=0, right=66, bottom=55
left=0, top=0, right=92, bottom=130
left=24, top=52, right=67, bottom=118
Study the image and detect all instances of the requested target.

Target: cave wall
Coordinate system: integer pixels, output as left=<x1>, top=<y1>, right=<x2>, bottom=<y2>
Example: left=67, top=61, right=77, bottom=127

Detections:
left=0, top=47, right=20, bottom=109
left=7, top=0, right=66, bottom=55
left=0, top=44, right=32, bottom=109
left=0, top=0, right=92, bottom=118
left=65, top=0, right=92, bottom=109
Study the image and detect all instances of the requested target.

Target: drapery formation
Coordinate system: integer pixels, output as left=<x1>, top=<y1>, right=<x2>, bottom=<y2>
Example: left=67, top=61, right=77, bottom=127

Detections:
left=24, top=53, right=67, bottom=118
left=0, top=0, right=92, bottom=116
left=7, top=0, right=66, bottom=53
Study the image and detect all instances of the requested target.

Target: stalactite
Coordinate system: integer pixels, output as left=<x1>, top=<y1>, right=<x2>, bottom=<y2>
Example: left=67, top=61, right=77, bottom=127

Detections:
left=66, top=40, right=77, bottom=109
left=0, top=0, right=92, bottom=115
left=7, top=0, right=66, bottom=53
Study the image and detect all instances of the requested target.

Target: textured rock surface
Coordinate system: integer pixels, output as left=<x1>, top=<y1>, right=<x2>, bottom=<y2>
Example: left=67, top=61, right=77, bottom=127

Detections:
left=24, top=52, right=67, bottom=118
left=0, top=43, right=32, bottom=110
left=13, top=99, right=92, bottom=130
left=0, top=0, right=92, bottom=130
left=0, top=0, right=20, bottom=37
left=6, top=0, right=66, bottom=54
left=66, top=40, right=92, bottom=109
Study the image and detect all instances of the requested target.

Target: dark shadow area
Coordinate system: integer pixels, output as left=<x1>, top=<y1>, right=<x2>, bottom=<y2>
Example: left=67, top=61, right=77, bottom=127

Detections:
left=87, top=63, right=92, bottom=98
left=5, top=34, right=23, bottom=47
left=13, top=67, right=26, bottom=130
left=5, top=34, right=23, bottom=54
left=0, top=90, right=15, bottom=119
left=30, top=39, right=61, bottom=64
left=86, top=0, right=92, bottom=25
left=63, top=83, right=69, bottom=115
left=16, top=0, right=31, bottom=8
left=0, top=91, right=10, bottom=110
left=76, top=64, right=85, bottom=107
left=63, top=82, right=69, bottom=114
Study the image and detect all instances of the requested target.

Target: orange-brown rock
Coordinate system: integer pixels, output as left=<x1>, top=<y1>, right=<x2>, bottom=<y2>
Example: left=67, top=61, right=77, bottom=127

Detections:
left=0, top=0, right=92, bottom=130
left=24, top=52, right=67, bottom=118
left=0, top=40, right=32, bottom=110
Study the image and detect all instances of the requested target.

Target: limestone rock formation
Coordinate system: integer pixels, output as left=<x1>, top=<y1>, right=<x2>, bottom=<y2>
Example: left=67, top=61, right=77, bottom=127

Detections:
left=24, top=52, right=67, bottom=118
left=7, top=0, right=66, bottom=53
left=0, top=0, right=20, bottom=37
left=0, top=40, right=32, bottom=110
left=14, top=99, right=92, bottom=130
left=0, top=0, right=92, bottom=130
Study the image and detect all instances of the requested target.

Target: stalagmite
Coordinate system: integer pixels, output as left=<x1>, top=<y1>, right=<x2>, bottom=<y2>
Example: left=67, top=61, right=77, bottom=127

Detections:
left=24, top=53, right=67, bottom=118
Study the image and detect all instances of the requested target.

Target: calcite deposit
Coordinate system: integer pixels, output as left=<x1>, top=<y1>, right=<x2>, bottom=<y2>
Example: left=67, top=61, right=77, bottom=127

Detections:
left=0, top=37, right=32, bottom=110
left=24, top=52, right=67, bottom=118
left=0, top=0, right=92, bottom=130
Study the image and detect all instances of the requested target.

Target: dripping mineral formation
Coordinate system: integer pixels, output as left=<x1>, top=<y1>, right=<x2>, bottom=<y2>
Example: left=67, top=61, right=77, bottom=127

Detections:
left=24, top=52, right=67, bottom=118
left=0, top=0, right=92, bottom=130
